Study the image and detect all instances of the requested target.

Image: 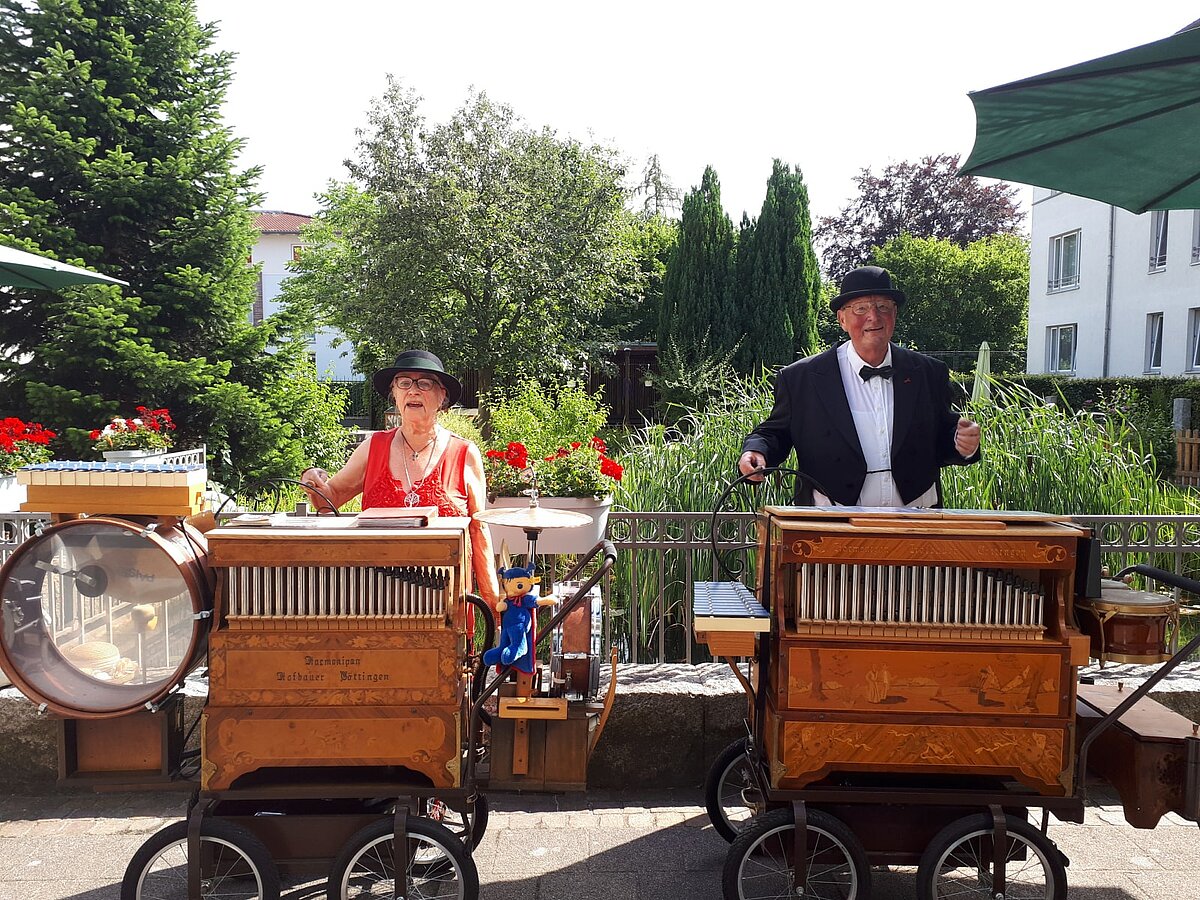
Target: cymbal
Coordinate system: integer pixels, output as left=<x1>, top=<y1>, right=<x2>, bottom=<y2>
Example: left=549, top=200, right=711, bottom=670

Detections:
left=473, top=505, right=593, bottom=530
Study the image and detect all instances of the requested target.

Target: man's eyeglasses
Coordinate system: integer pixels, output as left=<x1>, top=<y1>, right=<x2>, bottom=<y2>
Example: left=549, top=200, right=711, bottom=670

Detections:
left=845, top=300, right=897, bottom=318
left=393, top=376, right=440, bottom=392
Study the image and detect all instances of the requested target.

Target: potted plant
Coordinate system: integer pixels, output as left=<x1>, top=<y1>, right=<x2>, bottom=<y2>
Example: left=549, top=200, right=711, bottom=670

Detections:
left=0, top=417, right=56, bottom=511
left=482, top=383, right=623, bottom=554
left=90, top=406, right=176, bottom=460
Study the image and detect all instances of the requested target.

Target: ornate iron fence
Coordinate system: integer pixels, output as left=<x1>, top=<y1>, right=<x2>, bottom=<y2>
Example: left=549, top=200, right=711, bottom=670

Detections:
left=4, top=510, right=1199, bottom=665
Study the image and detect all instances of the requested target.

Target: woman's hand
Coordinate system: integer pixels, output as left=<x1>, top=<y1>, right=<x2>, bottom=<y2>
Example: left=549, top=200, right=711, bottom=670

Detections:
left=300, top=467, right=336, bottom=513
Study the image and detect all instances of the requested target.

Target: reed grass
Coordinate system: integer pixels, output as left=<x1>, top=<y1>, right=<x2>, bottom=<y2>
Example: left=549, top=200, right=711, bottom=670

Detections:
left=610, top=373, right=1200, bottom=661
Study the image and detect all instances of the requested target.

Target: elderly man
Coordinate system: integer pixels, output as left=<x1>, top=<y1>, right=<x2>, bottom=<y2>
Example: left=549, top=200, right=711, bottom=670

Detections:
left=738, top=266, right=981, bottom=507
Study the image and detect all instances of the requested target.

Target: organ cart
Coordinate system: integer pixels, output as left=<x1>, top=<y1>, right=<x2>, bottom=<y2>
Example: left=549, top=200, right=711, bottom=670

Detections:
left=0, top=458, right=617, bottom=900
left=695, top=475, right=1200, bottom=900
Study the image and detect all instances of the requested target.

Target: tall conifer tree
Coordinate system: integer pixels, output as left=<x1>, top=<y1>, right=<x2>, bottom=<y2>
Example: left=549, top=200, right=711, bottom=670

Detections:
left=658, top=166, right=736, bottom=367
left=0, top=0, right=344, bottom=485
left=734, top=160, right=821, bottom=372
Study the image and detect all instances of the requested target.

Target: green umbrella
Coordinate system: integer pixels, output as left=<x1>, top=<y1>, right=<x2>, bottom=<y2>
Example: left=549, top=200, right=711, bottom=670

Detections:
left=960, top=23, right=1200, bottom=213
left=0, top=243, right=128, bottom=290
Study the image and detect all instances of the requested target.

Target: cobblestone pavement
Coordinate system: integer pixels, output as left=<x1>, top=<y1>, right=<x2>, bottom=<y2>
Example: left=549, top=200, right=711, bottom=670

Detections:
left=1, top=786, right=1197, bottom=899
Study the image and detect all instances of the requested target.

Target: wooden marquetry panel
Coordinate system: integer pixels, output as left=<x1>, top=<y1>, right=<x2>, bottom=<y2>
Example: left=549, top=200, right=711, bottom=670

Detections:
left=206, top=520, right=468, bottom=568
left=770, top=712, right=1071, bottom=796
left=778, top=532, right=1077, bottom=569
left=208, top=630, right=461, bottom=707
left=783, top=643, right=1069, bottom=717
left=201, top=704, right=460, bottom=791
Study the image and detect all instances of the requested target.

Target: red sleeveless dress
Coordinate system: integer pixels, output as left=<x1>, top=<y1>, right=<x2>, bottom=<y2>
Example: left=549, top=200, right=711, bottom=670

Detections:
left=361, top=429, right=469, bottom=516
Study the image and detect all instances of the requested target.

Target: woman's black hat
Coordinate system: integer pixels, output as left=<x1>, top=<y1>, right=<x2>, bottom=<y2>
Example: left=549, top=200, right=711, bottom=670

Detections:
left=371, top=350, right=462, bottom=407
left=829, top=266, right=907, bottom=312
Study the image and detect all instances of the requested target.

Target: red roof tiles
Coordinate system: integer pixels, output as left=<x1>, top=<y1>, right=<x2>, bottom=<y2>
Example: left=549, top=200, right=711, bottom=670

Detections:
left=252, top=211, right=312, bottom=234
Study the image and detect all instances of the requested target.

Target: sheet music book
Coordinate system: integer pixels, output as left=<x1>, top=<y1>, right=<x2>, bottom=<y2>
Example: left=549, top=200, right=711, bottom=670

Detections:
left=353, top=506, right=438, bottom=528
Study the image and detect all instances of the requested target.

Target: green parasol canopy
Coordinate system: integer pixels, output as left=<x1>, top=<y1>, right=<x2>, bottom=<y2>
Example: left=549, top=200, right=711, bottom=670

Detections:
left=960, top=24, right=1200, bottom=213
left=0, top=243, right=127, bottom=290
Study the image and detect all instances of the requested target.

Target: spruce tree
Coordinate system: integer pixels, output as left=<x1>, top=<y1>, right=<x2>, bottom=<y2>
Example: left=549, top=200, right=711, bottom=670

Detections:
left=735, top=160, right=822, bottom=371
left=658, top=166, right=736, bottom=368
left=0, top=0, right=345, bottom=486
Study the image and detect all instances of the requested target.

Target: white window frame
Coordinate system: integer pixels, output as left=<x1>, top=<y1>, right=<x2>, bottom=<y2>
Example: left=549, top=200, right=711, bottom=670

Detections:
left=1149, top=210, right=1169, bottom=272
left=1189, top=308, right=1200, bottom=370
left=1048, top=230, right=1080, bottom=292
left=1191, top=211, right=1200, bottom=264
left=1047, top=324, right=1077, bottom=374
left=1145, top=312, right=1163, bottom=372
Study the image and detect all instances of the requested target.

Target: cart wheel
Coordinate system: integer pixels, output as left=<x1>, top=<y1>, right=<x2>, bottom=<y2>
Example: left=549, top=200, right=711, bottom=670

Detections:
left=121, top=819, right=280, bottom=900
left=916, top=812, right=1067, bottom=900
left=722, top=807, right=870, bottom=900
left=704, top=737, right=763, bottom=843
left=327, top=815, right=479, bottom=900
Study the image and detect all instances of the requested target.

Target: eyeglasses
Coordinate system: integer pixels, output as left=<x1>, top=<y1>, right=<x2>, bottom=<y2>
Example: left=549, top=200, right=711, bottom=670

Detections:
left=393, top=376, right=440, bottom=392
left=845, top=299, right=897, bottom=318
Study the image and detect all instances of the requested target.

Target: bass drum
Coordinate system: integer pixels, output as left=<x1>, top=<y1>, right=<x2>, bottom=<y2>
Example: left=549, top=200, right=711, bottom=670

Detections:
left=0, top=516, right=213, bottom=718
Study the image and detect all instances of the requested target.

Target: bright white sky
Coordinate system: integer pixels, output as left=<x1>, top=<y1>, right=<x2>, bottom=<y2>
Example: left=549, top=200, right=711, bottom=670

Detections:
left=194, top=0, right=1200, bottom=224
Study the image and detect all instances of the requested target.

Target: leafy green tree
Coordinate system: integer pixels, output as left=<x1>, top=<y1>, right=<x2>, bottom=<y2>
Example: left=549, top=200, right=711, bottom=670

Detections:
left=0, top=0, right=346, bottom=486
left=658, top=166, right=737, bottom=366
left=603, top=212, right=677, bottom=343
left=816, top=153, right=1024, bottom=278
left=734, top=160, right=821, bottom=371
left=873, top=233, right=1029, bottom=372
left=283, top=80, right=638, bottom=393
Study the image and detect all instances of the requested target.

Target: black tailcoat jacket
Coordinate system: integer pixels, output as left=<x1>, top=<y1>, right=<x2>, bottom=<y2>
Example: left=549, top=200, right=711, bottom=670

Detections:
left=742, top=344, right=980, bottom=506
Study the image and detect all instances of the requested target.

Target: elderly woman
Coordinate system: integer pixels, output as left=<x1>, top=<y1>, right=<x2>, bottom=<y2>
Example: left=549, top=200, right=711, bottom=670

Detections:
left=300, top=350, right=499, bottom=607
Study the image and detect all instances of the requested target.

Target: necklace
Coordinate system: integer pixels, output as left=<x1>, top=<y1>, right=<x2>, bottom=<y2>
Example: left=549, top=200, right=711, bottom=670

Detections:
left=400, top=430, right=439, bottom=507
left=401, top=430, right=435, bottom=461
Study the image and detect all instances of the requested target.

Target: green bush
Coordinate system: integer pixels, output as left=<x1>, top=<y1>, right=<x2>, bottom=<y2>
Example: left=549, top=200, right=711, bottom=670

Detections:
left=480, top=381, right=620, bottom=499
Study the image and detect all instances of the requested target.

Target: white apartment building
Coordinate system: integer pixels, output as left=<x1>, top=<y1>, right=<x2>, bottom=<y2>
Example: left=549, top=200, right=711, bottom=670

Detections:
left=251, top=210, right=357, bottom=380
left=1027, top=189, right=1200, bottom=378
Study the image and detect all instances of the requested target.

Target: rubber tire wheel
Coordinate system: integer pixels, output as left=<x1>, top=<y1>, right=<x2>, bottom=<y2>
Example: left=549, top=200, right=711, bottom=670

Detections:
left=722, top=806, right=870, bottom=900
left=704, top=738, right=761, bottom=843
left=121, top=819, right=280, bottom=900
left=916, top=812, right=1068, bottom=900
left=327, top=815, right=479, bottom=900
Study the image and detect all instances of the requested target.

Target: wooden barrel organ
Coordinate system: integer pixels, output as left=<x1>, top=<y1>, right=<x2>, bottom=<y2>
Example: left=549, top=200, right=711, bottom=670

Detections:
left=749, top=507, right=1094, bottom=798
left=202, top=518, right=473, bottom=791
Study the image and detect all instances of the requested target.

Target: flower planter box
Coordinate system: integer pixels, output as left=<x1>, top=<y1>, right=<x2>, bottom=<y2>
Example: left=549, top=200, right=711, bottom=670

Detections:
left=0, top=474, right=26, bottom=513
left=485, top=496, right=611, bottom=556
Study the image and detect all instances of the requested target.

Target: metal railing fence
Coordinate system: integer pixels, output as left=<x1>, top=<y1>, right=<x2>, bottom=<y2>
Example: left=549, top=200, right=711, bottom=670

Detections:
left=4, top=511, right=1200, bottom=665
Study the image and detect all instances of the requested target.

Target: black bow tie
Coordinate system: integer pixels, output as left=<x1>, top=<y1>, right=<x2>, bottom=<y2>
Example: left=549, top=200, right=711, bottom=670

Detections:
left=859, top=364, right=893, bottom=381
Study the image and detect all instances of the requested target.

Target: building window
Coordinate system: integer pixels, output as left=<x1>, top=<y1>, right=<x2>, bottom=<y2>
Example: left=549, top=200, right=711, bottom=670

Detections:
left=292, top=244, right=305, bottom=262
left=1189, top=309, right=1200, bottom=370
left=1149, top=211, right=1169, bottom=271
left=1048, top=231, right=1080, bottom=292
left=1047, top=324, right=1076, bottom=374
left=1192, top=211, right=1200, bottom=264
left=1145, top=312, right=1163, bottom=372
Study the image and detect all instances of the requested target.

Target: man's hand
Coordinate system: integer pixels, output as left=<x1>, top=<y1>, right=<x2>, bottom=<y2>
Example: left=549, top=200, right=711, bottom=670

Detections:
left=738, top=450, right=767, bottom=482
left=955, top=418, right=981, bottom=458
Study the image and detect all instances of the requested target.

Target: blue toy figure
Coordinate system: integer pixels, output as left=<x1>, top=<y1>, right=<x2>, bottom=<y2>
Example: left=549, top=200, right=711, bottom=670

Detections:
left=482, top=563, right=555, bottom=674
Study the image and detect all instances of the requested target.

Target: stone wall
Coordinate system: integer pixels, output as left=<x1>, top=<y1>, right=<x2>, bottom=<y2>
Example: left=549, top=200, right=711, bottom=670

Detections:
left=2, top=662, right=1198, bottom=794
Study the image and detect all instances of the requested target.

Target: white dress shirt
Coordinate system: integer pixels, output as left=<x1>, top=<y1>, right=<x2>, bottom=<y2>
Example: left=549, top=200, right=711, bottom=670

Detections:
left=811, top=343, right=938, bottom=509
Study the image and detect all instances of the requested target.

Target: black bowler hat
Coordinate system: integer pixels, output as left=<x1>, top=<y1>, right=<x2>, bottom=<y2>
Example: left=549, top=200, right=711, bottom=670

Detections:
left=829, top=266, right=907, bottom=313
left=372, top=350, right=462, bottom=407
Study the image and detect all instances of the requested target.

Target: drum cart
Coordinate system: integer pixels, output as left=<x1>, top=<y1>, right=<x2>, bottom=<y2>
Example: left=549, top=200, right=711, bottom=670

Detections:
left=695, top=471, right=1200, bottom=900
left=0, top=465, right=618, bottom=900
